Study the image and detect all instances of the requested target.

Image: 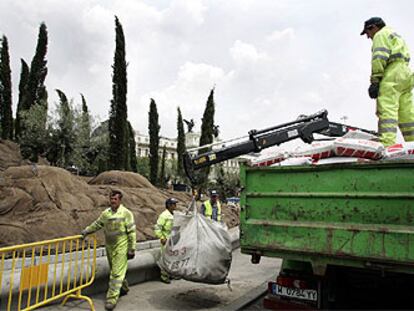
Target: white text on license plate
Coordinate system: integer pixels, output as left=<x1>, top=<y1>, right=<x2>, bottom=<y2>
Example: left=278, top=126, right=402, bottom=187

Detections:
left=273, top=284, right=318, bottom=301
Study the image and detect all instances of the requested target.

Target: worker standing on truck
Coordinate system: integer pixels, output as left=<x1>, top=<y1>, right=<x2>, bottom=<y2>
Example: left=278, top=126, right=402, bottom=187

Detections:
left=200, top=190, right=222, bottom=221
left=154, top=197, right=178, bottom=284
left=81, top=190, right=136, bottom=311
left=361, top=17, right=414, bottom=147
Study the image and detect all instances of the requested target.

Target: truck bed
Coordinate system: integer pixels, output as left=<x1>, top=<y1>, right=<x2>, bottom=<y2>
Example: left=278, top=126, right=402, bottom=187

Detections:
left=240, top=161, right=414, bottom=274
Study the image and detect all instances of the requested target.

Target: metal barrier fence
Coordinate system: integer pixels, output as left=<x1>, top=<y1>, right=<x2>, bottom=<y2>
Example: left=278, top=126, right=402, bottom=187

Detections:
left=0, top=235, right=97, bottom=311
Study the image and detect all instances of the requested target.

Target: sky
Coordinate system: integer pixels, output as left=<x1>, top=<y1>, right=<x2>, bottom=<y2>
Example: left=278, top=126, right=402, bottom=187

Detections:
left=1, top=0, right=413, bottom=142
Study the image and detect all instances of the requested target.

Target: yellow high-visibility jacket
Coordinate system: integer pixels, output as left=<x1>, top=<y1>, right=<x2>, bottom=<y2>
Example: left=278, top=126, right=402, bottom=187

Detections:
left=203, top=199, right=222, bottom=221
left=371, top=26, right=411, bottom=83
left=154, top=209, right=174, bottom=240
left=84, top=204, right=136, bottom=252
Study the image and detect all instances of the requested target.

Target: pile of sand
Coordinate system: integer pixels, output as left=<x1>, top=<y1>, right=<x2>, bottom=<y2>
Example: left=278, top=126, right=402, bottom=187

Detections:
left=0, top=140, right=239, bottom=247
left=0, top=139, right=48, bottom=171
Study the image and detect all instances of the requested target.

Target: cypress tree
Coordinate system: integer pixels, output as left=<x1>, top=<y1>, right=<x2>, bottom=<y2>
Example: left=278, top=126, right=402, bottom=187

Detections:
left=108, top=16, right=128, bottom=170
left=71, top=93, right=92, bottom=174
left=0, top=35, right=13, bottom=140
left=80, top=94, right=91, bottom=140
left=54, top=89, right=75, bottom=168
left=127, top=121, right=138, bottom=172
left=26, top=22, right=48, bottom=111
left=159, top=144, right=167, bottom=188
left=148, top=98, right=160, bottom=185
left=19, top=23, right=48, bottom=161
left=176, top=107, right=186, bottom=180
left=15, top=59, right=30, bottom=140
left=81, top=94, right=88, bottom=114
left=198, top=88, right=216, bottom=185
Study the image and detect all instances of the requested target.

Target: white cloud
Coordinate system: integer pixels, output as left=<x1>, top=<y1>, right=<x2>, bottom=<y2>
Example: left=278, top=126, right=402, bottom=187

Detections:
left=133, top=61, right=227, bottom=136
left=266, top=28, right=295, bottom=42
left=167, top=0, right=207, bottom=25
left=229, top=40, right=267, bottom=64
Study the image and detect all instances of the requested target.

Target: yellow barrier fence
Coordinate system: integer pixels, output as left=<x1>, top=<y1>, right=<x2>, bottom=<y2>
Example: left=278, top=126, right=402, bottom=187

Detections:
left=0, top=235, right=97, bottom=311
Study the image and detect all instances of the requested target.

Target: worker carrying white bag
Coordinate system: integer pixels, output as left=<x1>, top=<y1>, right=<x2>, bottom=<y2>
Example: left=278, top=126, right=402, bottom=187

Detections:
left=157, top=198, right=233, bottom=284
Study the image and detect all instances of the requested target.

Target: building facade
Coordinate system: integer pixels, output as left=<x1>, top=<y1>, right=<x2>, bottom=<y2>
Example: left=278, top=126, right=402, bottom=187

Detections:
left=135, top=131, right=240, bottom=177
left=136, top=133, right=177, bottom=160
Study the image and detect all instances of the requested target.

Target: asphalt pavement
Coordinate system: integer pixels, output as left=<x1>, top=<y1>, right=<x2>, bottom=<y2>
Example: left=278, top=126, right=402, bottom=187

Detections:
left=40, top=249, right=281, bottom=311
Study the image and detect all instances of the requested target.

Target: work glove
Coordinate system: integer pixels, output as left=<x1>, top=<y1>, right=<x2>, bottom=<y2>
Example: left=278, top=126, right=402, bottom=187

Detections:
left=368, top=83, right=379, bottom=99
left=80, top=229, right=88, bottom=240
left=127, top=250, right=135, bottom=260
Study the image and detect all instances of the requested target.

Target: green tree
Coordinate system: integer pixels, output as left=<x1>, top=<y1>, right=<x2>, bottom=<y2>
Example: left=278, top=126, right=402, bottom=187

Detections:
left=159, top=144, right=167, bottom=187
left=14, top=59, right=30, bottom=141
left=108, top=16, right=128, bottom=171
left=20, top=22, right=48, bottom=159
left=89, top=120, right=109, bottom=174
left=51, top=89, right=75, bottom=168
left=198, top=88, right=216, bottom=186
left=211, top=165, right=240, bottom=199
left=80, top=94, right=91, bottom=137
left=127, top=121, right=138, bottom=172
left=148, top=98, right=160, bottom=185
left=19, top=104, right=49, bottom=162
left=72, top=94, right=92, bottom=174
left=137, top=156, right=150, bottom=179
left=26, top=22, right=48, bottom=111
left=0, top=35, right=13, bottom=140
left=176, top=107, right=186, bottom=180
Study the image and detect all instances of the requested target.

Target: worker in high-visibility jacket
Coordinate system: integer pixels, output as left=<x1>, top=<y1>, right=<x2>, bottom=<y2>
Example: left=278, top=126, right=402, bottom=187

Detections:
left=154, top=197, right=178, bottom=283
left=82, top=190, right=136, bottom=311
left=200, top=189, right=222, bottom=221
left=361, top=17, right=414, bottom=147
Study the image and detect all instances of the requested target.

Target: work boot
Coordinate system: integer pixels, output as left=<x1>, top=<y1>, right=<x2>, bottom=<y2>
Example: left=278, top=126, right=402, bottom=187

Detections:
left=120, top=287, right=129, bottom=296
left=120, top=280, right=129, bottom=296
left=105, top=301, right=116, bottom=310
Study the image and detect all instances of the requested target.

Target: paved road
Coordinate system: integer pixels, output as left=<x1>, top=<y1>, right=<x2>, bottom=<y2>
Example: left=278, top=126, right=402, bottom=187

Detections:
left=41, top=249, right=281, bottom=311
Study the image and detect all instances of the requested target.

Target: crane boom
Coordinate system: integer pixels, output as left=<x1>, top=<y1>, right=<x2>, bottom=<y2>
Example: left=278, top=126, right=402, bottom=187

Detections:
left=183, top=110, right=376, bottom=184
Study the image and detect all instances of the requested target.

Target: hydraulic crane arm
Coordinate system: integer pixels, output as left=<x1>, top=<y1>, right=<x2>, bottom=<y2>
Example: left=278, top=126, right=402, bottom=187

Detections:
left=183, top=110, right=376, bottom=183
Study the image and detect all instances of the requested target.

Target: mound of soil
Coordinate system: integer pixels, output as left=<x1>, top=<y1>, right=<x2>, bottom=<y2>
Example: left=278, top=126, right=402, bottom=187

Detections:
left=0, top=165, right=239, bottom=248
left=0, top=139, right=48, bottom=171
left=89, top=170, right=155, bottom=189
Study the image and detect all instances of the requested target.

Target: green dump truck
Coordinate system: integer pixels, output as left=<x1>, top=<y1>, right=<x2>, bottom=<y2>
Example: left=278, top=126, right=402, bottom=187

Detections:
left=182, top=111, right=411, bottom=308
left=240, top=161, right=414, bottom=309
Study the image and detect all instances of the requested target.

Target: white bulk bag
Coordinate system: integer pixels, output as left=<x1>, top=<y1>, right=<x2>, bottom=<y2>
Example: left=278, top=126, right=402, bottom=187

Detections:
left=158, top=203, right=232, bottom=284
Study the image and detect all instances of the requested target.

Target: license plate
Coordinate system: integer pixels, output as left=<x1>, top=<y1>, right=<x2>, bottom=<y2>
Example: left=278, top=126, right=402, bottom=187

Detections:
left=272, top=284, right=318, bottom=302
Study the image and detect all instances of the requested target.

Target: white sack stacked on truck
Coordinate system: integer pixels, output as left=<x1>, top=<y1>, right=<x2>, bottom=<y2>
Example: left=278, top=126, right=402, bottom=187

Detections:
left=272, top=156, right=313, bottom=167
left=341, top=130, right=378, bottom=141
left=249, top=151, right=286, bottom=167
left=333, top=138, right=384, bottom=160
left=157, top=210, right=232, bottom=284
left=293, top=141, right=335, bottom=161
left=383, top=142, right=414, bottom=160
